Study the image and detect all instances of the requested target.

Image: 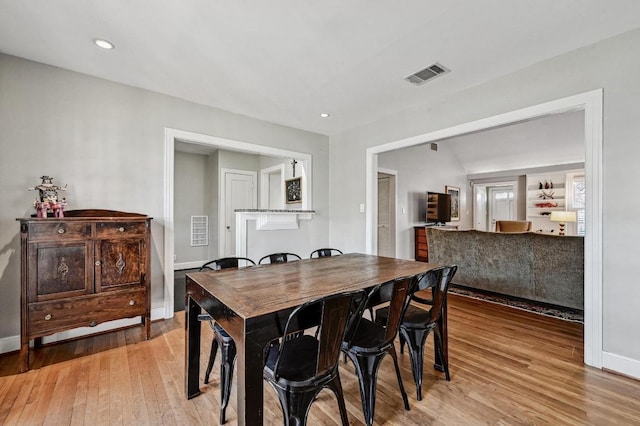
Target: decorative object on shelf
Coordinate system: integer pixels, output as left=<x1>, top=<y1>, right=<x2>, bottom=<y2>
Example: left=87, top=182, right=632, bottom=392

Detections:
left=550, top=211, right=576, bottom=236
left=285, top=177, right=302, bottom=204
left=29, top=175, right=67, bottom=218
left=538, top=189, right=555, bottom=200
left=534, top=202, right=558, bottom=208
left=445, top=185, right=460, bottom=221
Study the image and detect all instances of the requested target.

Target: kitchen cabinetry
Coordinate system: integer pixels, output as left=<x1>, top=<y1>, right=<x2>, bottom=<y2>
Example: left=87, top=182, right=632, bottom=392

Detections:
left=18, top=209, right=151, bottom=372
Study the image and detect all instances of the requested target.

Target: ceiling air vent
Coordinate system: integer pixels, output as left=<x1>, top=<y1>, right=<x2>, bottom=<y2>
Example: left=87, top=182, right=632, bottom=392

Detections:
left=405, top=62, right=450, bottom=86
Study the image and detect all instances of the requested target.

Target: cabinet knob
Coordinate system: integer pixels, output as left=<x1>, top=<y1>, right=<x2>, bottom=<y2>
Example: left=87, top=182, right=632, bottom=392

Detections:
left=57, top=228, right=65, bottom=234
left=95, top=260, right=101, bottom=266
left=44, top=314, right=52, bottom=321
left=129, top=300, right=136, bottom=306
left=118, top=227, right=125, bottom=232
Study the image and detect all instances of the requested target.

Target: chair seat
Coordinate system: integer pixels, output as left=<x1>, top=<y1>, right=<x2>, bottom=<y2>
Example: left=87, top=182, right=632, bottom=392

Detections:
left=343, top=318, right=388, bottom=353
left=264, top=335, right=320, bottom=385
left=376, top=304, right=434, bottom=329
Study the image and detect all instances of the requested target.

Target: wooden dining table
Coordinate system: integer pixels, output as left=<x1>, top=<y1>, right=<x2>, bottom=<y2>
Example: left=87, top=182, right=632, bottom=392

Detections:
left=184, top=253, right=445, bottom=425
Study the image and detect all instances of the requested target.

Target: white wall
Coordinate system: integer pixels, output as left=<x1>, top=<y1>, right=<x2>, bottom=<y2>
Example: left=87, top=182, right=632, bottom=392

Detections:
left=329, top=28, right=640, bottom=369
left=0, top=53, right=330, bottom=342
left=174, top=151, right=211, bottom=266
left=378, top=143, right=469, bottom=259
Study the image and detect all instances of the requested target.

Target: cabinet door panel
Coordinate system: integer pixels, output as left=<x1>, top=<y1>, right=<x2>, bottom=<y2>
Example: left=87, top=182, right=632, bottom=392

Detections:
left=29, top=241, right=93, bottom=301
left=96, top=239, right=144, bottom=290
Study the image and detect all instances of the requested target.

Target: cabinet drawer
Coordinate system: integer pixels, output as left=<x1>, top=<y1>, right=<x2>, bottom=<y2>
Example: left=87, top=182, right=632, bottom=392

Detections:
left=96, top=221, right=146, bottom=238
left=28, top=288, right=146, bottom=336
left=28, top=222, right=91, bottom=241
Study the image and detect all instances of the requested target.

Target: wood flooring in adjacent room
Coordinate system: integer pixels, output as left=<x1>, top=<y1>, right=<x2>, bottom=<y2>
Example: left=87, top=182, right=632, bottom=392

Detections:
left=1, top=294, right=639, bottom=425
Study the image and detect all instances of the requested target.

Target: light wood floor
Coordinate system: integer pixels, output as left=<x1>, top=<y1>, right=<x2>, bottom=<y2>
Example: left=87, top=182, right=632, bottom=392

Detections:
left=2, top=294, right=640, bottom=425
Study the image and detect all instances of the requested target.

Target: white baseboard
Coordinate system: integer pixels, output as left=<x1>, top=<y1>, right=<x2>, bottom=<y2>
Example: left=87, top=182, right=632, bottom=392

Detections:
left=0, top=334, right=20, bottom=355
left=175, top=260, right=205, bottom=270
left=0, top=306, right=165, bottom=355
left=603, top=351, right=640, bottom=381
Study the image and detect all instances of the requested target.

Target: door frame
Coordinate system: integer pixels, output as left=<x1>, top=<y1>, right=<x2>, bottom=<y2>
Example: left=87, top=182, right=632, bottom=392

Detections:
left=487, top=184, right=516, bottom=229
left=472, top=181, right=517, bottom=231
left=377, top=168, right=398, bottom=257
left=164, top=128, right=313, bottom=318
left=219, top=168, right=257, bottom=256
left=365, top=89, right=603, bottom=368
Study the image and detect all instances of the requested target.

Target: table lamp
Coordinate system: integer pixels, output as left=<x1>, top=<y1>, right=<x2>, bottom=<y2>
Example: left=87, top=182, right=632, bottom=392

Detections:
left=550, top=211, right=576, bottom=235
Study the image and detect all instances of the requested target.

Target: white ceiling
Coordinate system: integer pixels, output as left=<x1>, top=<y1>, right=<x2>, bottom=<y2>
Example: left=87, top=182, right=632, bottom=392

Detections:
left=1, top=1, right=640, bottom=136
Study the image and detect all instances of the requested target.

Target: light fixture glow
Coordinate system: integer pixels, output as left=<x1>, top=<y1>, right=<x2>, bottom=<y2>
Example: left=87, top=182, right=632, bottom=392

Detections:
left=320, top=113, right=330, bottom=118
left=93, top=38, right=115, bottom=50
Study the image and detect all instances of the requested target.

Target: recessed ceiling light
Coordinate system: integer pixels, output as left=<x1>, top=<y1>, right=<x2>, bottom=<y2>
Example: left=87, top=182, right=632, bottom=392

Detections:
left=320, top=113, right=330, bottom=118
left=93, top=38, right=115, bottom=50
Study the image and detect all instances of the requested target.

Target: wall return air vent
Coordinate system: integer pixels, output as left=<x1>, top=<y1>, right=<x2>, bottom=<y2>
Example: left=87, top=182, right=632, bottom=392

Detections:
left=405, top=62, right=450, bottom=86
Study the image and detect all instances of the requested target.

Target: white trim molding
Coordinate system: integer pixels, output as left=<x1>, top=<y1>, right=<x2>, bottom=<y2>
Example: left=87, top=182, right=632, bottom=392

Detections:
left=603, top=351, right=640, bottom=381
left=365, top=89, right=603, bottom=371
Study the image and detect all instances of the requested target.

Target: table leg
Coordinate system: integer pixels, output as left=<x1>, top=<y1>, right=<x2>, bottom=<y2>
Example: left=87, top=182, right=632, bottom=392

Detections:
left=185, top=295, right=202, bottom=399
left=236, top=332, right=268, bottom=425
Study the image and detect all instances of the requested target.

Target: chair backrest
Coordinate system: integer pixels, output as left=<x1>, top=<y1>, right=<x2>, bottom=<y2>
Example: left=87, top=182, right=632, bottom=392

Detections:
left=272, top=290, right=363, bottom=381
left=309, top=248, right=343, bottom=258
left=423, top=265, right=458, bottom=325
left=346, top=277, right=413, bottom=347
left=495, top=220, right=532, bottom=233
left=258, top=252, right=302, bottom=264
left=199, top=257, right=255, bottom=271
left=410, top=266, right=446, bottom=305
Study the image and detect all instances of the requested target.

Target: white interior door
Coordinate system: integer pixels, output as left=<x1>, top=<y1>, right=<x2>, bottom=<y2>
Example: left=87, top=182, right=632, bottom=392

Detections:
left=488, top=185, right=515, bottom=230
left=473, top=185, right=488, bottom=231
left=377, top=172, right=396, bottom=257
left=223, top=170, right=256, bottom=256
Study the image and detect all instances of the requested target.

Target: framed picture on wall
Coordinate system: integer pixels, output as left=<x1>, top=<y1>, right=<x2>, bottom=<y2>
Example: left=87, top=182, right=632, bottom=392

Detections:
left=445, top=185, right=460, bottom=221
left=285, top=177, right=302, bottom=204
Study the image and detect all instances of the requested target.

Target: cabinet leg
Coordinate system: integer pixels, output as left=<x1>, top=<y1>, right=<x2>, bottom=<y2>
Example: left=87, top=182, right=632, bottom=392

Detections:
left=144, top=315, right=151, bottom=340
left=20, top=342, right=29, bottom=373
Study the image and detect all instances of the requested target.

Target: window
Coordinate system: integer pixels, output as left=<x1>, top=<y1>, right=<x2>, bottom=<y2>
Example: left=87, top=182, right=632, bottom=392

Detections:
left=569, top=175, right=585, bottom=236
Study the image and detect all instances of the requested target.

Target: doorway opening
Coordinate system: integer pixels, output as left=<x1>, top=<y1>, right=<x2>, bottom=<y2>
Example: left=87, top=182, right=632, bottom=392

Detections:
left=365, top=89, right=603, bottom=368
left=164, top=128, right=313, bottom=317
left=473, top=181, right=517, bottom=231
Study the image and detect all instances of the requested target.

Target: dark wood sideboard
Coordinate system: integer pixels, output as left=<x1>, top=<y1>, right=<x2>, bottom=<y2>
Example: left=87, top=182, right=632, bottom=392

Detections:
left=17, top=209, right=151, bottom=372
left=414, top=225, right=459, bottom=262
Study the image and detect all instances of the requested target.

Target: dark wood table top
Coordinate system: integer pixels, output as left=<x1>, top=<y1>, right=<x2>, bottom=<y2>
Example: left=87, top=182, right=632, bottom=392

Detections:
left=186, top=253, right=438, bottom=319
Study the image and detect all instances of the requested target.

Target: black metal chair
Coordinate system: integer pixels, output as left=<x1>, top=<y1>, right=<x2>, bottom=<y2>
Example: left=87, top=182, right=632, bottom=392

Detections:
left=376, top=265, right=457, bottom=401
left=199, top=257, right=255, bottom=271
left=196, top=256, right=255, bottom=424
left=341, top=276, right=414, bottom=426
left=263, top=290, right=364, bottom=426
left=309, top=248, right=343, bottom=258
left=258, top=252, right=302, bottom=264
